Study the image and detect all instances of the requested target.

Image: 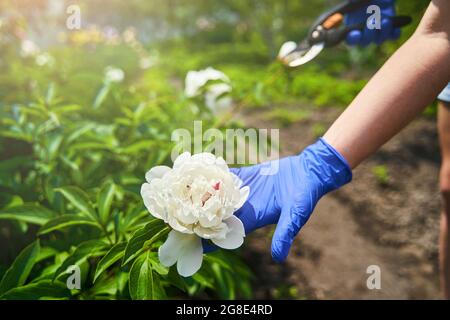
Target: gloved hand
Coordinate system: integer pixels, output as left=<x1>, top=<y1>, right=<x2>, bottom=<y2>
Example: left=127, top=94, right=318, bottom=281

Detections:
left=345, top=0, right=400, bottom=46
left=204, top=138, right=352, bottom=262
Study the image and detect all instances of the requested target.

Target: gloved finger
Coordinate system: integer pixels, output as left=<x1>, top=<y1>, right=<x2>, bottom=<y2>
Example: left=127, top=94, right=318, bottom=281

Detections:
left=271, top=205, right=305, bottom=263
left=202, top=238, right=218, bottom=253
left=360, top=20, right=377, bottom=47
left=381, top=4, right=396, bottom=18
left=376, top=17, right=393, bottom=45
left=346, top=30, right=362, bottom=46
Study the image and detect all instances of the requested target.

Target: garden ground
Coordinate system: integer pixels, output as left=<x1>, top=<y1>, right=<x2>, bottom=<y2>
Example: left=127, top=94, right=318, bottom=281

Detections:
left=240, top=105, right=442, bottom=299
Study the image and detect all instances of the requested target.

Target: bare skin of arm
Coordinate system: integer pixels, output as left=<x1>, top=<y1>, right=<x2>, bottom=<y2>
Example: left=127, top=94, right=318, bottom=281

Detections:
left=323, top=0, right=450, bottom=168
left=438, top=101, right=450, bottom=299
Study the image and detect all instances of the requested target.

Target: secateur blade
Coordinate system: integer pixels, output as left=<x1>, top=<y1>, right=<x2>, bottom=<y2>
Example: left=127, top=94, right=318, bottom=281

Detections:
left=277, top=0, right=373, bottom=68
left=278, top=41, right=325, bottom=67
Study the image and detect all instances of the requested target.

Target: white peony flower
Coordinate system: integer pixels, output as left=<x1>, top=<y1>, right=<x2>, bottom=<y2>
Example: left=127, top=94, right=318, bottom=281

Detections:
left=185, top=67, right=233, bottom=114
left=185, top=67, right=229, bottom=97
left=204, top=83, right=233, bottom=114
left=35, top=52, right=54, bottom=67
left=20, top=40, right=40, bottom=58
left=104, top=66, right=125, bottom=83
left=141, top=152, right=249, bottom=277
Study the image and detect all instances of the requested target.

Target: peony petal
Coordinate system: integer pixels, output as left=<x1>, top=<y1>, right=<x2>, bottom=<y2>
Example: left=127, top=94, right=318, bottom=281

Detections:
left=192, top=152, right=216, bottom=165
left=174, top=207, right=198, bottom=225
left=174, top=152, right=191, bottom=169
left=140, top=183, right=165, bottom=220
left=205, top=83, right=232, bottom=112
left=168, top=215, right=194, bottom=234
left=176, top=234, right=203, bottom=277
left=185, top=71, right=200, bottom=97
left=185, top=68, right=229, bottom=98
left=203, top=67, right=229, bottom=82
left=215, top=156, right=229, bottom=172
left=212, top=215, right=245, bottom=249
left=195, top=221, right=227, bottom=239
left=145, top=166, right=171, bottom=183
left=158, top=230, right=187, bottom=267
left=236, top=186, right=250, bottom=210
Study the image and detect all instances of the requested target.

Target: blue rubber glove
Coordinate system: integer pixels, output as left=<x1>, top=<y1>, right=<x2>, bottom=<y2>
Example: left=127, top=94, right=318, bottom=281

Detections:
left=345, top=0, right=400, bottom=46
left=221, top=138, right=352, bottom=263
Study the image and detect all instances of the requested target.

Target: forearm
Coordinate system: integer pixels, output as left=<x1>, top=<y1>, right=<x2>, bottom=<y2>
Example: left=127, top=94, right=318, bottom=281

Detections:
left=324, top=1, right=450, bottom=168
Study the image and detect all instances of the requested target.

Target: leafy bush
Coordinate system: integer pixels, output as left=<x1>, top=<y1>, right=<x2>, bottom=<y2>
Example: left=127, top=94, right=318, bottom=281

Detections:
left=0, top=20, right=252, bottom=300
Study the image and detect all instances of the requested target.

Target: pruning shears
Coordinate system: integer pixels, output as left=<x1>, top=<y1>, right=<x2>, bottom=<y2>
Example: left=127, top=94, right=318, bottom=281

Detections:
left=278, top=0, right=412, bottom=67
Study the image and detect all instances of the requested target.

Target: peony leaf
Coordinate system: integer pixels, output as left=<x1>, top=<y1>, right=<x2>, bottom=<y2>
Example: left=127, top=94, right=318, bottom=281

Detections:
left=38, top=215, right=102, bottom=235
left=93, top=242, right=127, bottom=282
left=148, top=252, right=168, bottom=276
left=129, top=252, right=165, bottom=300
left=121, top=219, right=168, bottom=266
left=53, top=240, right=108, bottom=280
left=97, top=182, right=116, bottom=223
left=93, top=84, right=110, bottom=109
left=0, top=204, right=57, bottom=226
left=0, top=280, right=71, bottom=300
left=55, top=186, right=97, bottom=219
left=0, top=240, right=40, bottom=295
left=167, top=267, right=187, bottom=292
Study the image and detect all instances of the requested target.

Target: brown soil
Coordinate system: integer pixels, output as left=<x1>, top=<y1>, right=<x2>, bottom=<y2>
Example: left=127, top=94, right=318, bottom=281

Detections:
left=239, top=105, right=442, bottom=299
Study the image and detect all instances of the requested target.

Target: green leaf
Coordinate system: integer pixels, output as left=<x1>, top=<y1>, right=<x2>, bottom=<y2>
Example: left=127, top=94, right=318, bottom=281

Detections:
left=38, top=215, right=101, bottom=235
left=167, top=267, right=187, bottom=292
left=97, top=182, right=116, bottom=223
left=66, top=123, right=95, bottom=143
left=45, top=82, right=55, bottom=105
left=122, top=205, right=149, bottom=231
left=91, top=276, right=117, bottom=297
left=0, top=130, right=33, bottom=142
left=55, top=186, right=96, bottom=219
left=46, top=134, right=63, bottom=160
left=129, top=252, right=165, bottom=300
left=148, top=252, right=168, bottom=276
left=0, top=204, right=57, bottom=226
left=211, top=262, right=233, bottom=299
left=122, top=220, right=168, bottom=266
left=204, top=253, right=233, bottom=272
left=70, top=142, right=111, bottom=151
left=192, top=271, right=214, bottom=289
left=119, top=140, right=157, bottom=155
left=93, top=242, right=126, bottom=282
left=93, top=84, right=110, bottom=109
left=0, top=240, right=40, bottom=295
left=0, top=280, right=71, bottom=300
left=53, top=104, right=82, bottom=115
left=36, top=247, right=59, bottom=263
left=54, top=240, right=108, bottom=280
left=0, top=156, right=32, bottom=172
left=31, top=251, right=69, bottom=283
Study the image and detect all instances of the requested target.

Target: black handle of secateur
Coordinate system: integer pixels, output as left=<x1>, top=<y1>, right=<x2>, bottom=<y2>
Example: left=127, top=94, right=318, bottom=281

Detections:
left=324, top=15, right=412, bottom=47
left=311, top=0, right=373, bottom=32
